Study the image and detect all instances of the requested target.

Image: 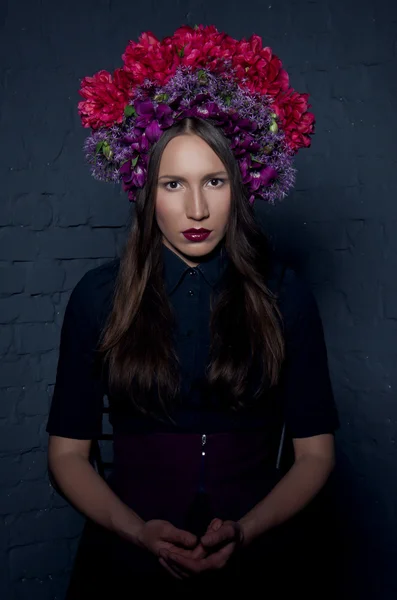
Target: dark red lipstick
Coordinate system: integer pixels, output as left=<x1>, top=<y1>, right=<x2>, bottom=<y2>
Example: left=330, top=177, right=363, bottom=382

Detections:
left=182, top=228, right=212, bottom=242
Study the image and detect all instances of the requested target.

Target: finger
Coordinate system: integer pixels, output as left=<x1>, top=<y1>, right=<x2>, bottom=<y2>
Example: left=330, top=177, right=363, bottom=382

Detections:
left=163, top=525, right=197, bottom=548
left=162, top=551, right=204, bottom=575
left=190, top=543, right=208, bottom=560
left=208, top=518, right=223, bottom=532
left=167, top=541, right=235, bottom=574
left=198, top=541, right=236, bottom=571
left=163, top=555, right=191, bottom=579
left=201, top=523, right=235, bottom=548
left=163, top=542, right=199, bottom=559
left=160, top=545, right=200, bottom=576
left=159, top=557, right=184, bottom=580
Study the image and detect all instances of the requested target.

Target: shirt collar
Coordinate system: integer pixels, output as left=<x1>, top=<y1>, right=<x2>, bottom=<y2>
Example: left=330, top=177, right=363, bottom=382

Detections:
left=162, top=241, right=229, bottom=295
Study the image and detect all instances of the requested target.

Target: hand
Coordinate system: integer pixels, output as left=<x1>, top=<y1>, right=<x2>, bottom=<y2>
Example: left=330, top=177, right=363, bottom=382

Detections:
left=159, top=518, right=244, bottom=577
left=158, top=518, right=220, bottom=580
left=136, top=519, right=198, bottom=579
left=188, top=518, right=223, bottom=560
left=157, top=518, right=222, bottom=580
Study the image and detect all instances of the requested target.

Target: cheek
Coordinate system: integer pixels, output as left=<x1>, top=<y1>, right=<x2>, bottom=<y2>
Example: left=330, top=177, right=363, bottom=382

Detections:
left=155, top=193, right=178, bottom=230
left=210, top=191, right=232, bottom=220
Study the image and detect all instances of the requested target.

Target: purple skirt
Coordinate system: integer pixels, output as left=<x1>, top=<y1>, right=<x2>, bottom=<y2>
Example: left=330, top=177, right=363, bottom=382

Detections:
left=110, top=430, right=280, bottom=529
left=66, top=431, right=337, bottom=597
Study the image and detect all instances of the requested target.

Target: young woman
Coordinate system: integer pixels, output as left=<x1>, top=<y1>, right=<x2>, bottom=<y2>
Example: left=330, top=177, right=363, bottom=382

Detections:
left=46, top=26, right=339, bottom=597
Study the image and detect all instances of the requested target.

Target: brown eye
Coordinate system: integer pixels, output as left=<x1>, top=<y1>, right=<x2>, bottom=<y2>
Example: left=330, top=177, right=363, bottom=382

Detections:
left=165, top=181, right=180, bottom=190
left=208, top=178, right=224, bottom=187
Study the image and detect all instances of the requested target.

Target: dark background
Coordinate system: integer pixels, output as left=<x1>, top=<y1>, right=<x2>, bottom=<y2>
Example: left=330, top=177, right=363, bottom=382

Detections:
left=1, top=0, right=396, bottom=598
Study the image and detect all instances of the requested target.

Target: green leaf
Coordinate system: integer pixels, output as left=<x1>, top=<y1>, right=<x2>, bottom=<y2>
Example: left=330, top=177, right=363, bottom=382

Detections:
left=250, top=153, right=265, bottom=165
left=102, top=142, right=113, bottom=160
left=178, top=46, right=185, bottom=58
left=269, top=120, right=278, bottom=133
left=95, top=141, right=104, bottom=154
left=197, top=69, right=208, bottom=84
left=194, top=24, right=199, bottom=30
left=131, top=156, right=139, bottom=168
left=124, top=105, right=136, bottom=117
left=224, top=95, right=231, bottom=106
left=154, top=93, right=169, bottom=103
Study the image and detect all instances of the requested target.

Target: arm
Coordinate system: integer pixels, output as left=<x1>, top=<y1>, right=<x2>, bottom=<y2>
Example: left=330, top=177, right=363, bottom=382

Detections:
left=238, top=432, right=335, bottom=546
left=48, top=435, right=144, bottom=546
left=48, top=434, right=199, bottom=572
left=46, top=272, right=198, bottom=571
left=238, top=268, right=339, bottom=545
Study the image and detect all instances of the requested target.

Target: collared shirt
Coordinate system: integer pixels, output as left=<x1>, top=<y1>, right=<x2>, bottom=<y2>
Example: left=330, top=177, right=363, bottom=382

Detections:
left=162, top=241, right=229, bottom=404
left=46, top=243, right=339, bottom=439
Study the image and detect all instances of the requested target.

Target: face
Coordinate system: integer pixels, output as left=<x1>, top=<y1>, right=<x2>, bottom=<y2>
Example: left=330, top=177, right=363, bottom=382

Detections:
left=155, top=133, right=231, bottom=267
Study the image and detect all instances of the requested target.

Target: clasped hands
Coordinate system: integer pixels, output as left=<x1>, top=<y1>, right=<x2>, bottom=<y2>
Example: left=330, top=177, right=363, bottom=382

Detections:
left=160, top=517, right=244, bottom=579
left=137, top=518, right=245, bottom=580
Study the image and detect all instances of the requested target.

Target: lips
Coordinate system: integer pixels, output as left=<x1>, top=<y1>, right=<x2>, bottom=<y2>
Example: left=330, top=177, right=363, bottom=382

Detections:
left=182, top=229, right=211, bottom=242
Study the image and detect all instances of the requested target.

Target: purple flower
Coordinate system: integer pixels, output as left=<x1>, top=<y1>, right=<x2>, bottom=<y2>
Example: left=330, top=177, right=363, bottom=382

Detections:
left=131, top=99, right=175, bottom=145
left=238, top=156, right=252, bottom=184
left=85, top=65, right=295, bottom=205
left=188, top=101, right=221, bottom=119
left=120, top=157, right=146, bottom=189
left=119, top=160, right=133, bottom=183
left=135, top=100, right=174, bottom=129
left=132, top=164, right=146, bottom=187
left=249, top=165, right=278, bottom=191
left=260, top=165, right=278, bottom=187
left=145, top=120, right=162, bottom=143
left=122, top=134, right=150, bottom=153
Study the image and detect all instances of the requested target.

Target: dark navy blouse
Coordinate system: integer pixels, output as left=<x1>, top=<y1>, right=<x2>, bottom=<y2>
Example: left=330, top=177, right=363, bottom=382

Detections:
left=46, top=242, right=339, bottom=441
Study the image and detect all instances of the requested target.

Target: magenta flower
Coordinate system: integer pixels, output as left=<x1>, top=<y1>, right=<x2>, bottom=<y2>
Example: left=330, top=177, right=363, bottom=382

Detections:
left=134, top=99, right=174, bottom=144
left=85, top=66, right=295, bottom=205
left=120, top=158, right=146, bottom=189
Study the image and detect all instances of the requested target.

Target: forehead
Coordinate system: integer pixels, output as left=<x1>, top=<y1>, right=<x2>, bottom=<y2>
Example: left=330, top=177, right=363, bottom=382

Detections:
left=159, top=134, right=225, bottom=174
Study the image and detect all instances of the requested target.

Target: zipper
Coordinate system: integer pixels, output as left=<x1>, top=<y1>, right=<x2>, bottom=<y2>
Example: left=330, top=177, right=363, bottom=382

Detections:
left=198, top=433, right=206, bottom=493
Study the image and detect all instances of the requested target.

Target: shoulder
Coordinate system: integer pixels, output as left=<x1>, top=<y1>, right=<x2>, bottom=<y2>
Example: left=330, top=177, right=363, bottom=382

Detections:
left=72, top=258, right=120, bottom=297
left=266, top=257, right=320, bottom=330
left=66, top=258, right=120, bottom=330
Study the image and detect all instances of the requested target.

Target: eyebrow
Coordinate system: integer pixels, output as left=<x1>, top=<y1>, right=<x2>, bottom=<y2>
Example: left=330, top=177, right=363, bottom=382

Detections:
left=158, top=171, right=228, bottom=182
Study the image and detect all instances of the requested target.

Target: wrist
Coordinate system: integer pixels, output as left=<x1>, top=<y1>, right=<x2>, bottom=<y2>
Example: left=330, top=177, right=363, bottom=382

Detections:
left=237, top=516, right=259, bottom=547
left=111, top=505, right=146, bottom=547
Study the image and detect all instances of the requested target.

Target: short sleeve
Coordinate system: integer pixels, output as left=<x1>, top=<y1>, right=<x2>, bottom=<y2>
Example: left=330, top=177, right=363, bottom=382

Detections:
left=278, top=269, right=340, bottom=438
left=46, top=272, right=106, bottom=439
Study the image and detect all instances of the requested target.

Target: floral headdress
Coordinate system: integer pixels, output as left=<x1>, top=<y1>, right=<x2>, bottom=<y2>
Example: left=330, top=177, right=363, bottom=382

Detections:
left=78, top=25, right=315, bottom=205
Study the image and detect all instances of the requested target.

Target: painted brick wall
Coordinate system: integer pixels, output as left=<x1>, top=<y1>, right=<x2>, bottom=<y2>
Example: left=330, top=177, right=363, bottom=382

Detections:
left=1, top=0, right=396, bottom=598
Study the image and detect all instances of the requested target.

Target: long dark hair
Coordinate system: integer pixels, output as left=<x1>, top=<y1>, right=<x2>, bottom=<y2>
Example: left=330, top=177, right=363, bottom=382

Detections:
left=97, top=117, right=285, bottom=420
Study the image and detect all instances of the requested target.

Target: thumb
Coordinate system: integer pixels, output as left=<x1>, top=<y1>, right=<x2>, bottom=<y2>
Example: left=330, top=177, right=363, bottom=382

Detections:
left=190, top=542, right=207, bottom=560
left=201, top=523, right=235, bottom=548
left=208, top=518, right=223, bottom=532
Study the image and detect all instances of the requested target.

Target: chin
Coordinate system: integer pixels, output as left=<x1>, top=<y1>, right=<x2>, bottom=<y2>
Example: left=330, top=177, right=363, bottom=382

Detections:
left=163, top=233, right=225, bottom=260
left=182, top=238, right=220, bottom=254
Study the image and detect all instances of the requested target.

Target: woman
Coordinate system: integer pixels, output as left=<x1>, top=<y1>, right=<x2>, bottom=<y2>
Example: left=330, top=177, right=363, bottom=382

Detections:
left=46, top=26, right=339, bottom=597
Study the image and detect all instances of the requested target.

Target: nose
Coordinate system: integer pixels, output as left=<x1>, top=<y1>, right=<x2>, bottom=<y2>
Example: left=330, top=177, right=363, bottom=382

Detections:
left=185, top=186, right=210, bottom=221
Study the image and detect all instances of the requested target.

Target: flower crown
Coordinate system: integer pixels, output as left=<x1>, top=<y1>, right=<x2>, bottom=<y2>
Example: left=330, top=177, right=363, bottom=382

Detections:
left=78, top=25, right=315, bottom=205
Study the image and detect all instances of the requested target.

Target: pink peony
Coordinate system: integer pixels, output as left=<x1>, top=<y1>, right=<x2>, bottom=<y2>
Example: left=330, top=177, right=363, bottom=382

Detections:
left=122, top=31, right=180, bottom=87
left=272, top=89, right=315, bottom=152
left=233, top=36, right=290, bottom=97
left=78, top=68, right=133, bottom=130
left=167, top=25, right=238, bottom=72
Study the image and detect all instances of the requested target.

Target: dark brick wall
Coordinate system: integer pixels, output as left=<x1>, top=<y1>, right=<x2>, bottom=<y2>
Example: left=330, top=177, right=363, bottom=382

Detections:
left=1, top=0, right=396, bottom=598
